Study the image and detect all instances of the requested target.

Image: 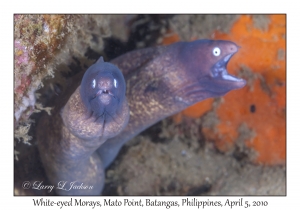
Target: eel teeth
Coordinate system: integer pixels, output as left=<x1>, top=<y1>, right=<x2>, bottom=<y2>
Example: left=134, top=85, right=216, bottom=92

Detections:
left=211, top=53, right=244, bottom=82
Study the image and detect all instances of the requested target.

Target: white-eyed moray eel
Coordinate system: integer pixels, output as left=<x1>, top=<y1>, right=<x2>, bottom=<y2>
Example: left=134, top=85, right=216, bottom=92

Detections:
left=14, top=39, right=246, bottom=195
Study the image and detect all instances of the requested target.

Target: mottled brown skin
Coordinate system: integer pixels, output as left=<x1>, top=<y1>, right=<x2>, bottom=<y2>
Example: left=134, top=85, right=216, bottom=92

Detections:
left=14, top=39, right=245, bottom=196
left=98, top=39, right=246, bottom=168
left=37, top=58, right=129, bottom=195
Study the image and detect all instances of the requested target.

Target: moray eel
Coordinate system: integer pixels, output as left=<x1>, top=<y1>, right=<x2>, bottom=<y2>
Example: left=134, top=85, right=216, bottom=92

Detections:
left=98, top=39, right=246, bottom=168
left=37, top=58, right=129, bottom=195
left=14, top=39, right=245, bottom=196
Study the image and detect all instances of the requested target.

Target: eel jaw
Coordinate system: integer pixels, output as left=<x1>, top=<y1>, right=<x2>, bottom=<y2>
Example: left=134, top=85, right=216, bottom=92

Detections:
left=210, top=53, right=246, bottom=88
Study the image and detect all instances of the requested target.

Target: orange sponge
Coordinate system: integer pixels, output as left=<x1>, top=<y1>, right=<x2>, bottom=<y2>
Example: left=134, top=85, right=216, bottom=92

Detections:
left=208, top=14, right=286, bottom=165
left=166, top=15, right=286, bottom=165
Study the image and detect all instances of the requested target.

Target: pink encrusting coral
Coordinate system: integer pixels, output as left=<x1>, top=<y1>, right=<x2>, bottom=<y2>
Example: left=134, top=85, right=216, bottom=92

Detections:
left=14, top=15, right=73, bottom=125
left=14, top=15, right=120, bottom=145
left=14, top=39, right=36, bottom=122
left=14, top=14, right=85, bottom=149
left=14, top=40, right=30, bottom=67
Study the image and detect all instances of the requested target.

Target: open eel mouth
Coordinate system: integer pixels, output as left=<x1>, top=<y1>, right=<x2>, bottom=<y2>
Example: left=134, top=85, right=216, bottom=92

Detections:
left=89, top=88, right=116, bottom=105
left=211, top=53, right=245, bottom=87
left=95, top=89, right=115, bottom=99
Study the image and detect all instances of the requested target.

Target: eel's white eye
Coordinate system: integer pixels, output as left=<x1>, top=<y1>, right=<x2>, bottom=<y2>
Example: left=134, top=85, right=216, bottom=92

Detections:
left=92, top=79, right=96, bottom=88
left=213, top=47, right=221, bottom=56
left=114, top=78, right=118, bottom=88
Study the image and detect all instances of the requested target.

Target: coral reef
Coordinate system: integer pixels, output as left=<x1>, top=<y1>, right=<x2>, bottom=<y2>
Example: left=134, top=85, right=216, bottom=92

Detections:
left=14, top=15, right=74, bottom=126
left=14, top=15, right=118, bottom=144
left=14, top=15, right=286, bottom=196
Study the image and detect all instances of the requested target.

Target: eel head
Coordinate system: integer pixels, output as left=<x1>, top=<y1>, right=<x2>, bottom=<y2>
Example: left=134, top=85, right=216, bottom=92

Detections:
left=172, top=39, right=246, bottom=105
left=80, top=57, right=127, bottom=123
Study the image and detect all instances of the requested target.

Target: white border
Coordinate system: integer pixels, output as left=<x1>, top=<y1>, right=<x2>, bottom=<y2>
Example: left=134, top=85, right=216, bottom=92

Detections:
left=4, top=0, right=297, bottom=209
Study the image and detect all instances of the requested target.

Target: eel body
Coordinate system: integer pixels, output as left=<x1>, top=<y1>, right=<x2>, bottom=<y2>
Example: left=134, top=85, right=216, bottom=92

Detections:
left=37, top=58, right=129, bottom=195
left=14, top=39, right=245, bottom=195
left=98, top=39, right=246, bottom=168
